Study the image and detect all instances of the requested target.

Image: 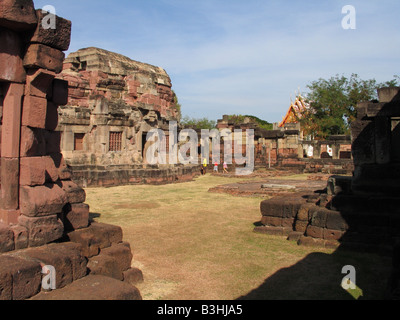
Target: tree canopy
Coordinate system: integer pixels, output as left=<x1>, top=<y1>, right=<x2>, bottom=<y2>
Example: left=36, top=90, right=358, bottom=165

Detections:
left=224, top=114, right=273, bottom=130
left=171, top=90, right=182, bottom=120
left=180, top=116, right=217, bottom=130
left=299, top=74, right=399, bottom=139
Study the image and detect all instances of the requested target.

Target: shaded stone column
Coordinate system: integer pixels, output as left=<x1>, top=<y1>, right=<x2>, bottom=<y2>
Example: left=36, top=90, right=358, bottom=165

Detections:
left=0, top=83, right=24, bottom=224
left=331, top=144, right=340, bottom=160
left=313, top=142, right=321, bottom=159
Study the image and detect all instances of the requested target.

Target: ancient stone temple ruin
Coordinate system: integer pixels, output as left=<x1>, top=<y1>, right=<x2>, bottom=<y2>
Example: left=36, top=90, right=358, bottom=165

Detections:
left=254, top=86, right=400, bottom=298
left=0, top=0, right=142, bottom=300
left=56, top=47, right=198, bottom=187
left=216, top=115, right=353, bottom=175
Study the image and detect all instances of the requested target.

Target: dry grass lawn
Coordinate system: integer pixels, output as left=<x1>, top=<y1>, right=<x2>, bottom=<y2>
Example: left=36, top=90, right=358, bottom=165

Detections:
left=85, top=174, right=392, bottom=300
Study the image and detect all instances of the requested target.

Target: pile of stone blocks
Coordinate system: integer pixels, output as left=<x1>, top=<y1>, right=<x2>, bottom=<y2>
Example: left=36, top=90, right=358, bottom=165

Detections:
left=255, top=87, right=400, bottom=249
left=254, top=86, right=400, bottom=298
left=0, top=0, right=143, bottom=300
left=0, top=221, right=143, bottom=300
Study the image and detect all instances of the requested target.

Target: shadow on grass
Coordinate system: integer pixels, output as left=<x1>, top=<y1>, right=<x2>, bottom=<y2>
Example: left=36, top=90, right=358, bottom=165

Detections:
left=89, top=212, right=101, bottom=221
left=237, top=249, right=391, bottom=300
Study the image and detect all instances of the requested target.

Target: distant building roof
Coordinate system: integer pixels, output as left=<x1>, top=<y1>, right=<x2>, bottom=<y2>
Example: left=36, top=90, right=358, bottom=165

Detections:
left=279, top=95, right=308, bottom=127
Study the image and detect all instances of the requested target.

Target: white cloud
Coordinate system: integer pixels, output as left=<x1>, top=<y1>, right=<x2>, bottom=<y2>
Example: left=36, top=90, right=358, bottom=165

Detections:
left=33, top=0, right=400, bottom=122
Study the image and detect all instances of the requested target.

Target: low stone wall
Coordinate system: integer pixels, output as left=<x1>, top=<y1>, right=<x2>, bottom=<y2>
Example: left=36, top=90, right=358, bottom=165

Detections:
left=254, top=176, right=400, bottom=254
left=272, top=157, right=354, bottom=175
left=69, top=164, right=200, bottom=187
left=0, top=221, right=143, bottom=300
left=301, top=158, right=354, bottom=175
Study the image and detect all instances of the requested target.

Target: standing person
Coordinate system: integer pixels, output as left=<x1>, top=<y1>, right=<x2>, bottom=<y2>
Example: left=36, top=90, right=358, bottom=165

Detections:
left=223, top=161, right=228, bottom=173
left=214, top=161, right=218, bottom=173
left=202, top=158, right=208, bottom=174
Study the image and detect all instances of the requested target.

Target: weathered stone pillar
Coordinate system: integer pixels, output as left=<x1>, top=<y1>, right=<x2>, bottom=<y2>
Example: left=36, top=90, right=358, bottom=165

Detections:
left=0, top=84, right=24, bottom=224
left=332, top=144, right=340, bottom=160
left=0, top=0, right=89, bottom=247
left=313, top=142, right=321, bottom=159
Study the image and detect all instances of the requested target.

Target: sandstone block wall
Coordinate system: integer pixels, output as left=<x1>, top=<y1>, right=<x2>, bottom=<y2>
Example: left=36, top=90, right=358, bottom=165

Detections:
left=57, top=48, right=179, bottom=165
left=351, top=87, right=400, bottom=196
left=216, top=116, right=353, bottom=174
left=51, top=47, right=197, bottom=186
left=0, top=1, right=143, bottom=300
left=0, top=0, right=89, bottom=246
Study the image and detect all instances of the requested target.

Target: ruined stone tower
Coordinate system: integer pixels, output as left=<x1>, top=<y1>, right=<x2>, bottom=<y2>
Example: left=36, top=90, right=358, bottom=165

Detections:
left=53, top=47, right=198, bottom=187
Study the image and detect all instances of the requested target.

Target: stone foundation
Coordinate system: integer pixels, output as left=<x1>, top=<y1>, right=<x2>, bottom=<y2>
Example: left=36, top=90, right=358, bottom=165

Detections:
left=0, top=221, right=142, bottom=300
left=69, top=164, right=200, bottom=188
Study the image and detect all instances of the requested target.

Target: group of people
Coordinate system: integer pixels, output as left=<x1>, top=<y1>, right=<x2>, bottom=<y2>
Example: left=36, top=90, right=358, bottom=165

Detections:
left=201, top=159, right=228, bottom=175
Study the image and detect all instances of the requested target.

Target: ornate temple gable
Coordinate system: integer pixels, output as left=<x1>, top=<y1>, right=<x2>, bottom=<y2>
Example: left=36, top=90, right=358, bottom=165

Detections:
left=279, top=95, right=308, bottom=128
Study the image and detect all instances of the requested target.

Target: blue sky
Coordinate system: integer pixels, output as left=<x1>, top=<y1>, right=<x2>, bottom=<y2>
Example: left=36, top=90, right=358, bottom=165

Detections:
left=34, top=0, right=400, bottom=123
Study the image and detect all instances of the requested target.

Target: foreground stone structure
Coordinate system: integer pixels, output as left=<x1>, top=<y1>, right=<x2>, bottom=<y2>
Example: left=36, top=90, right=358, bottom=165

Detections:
left=56, top=47, right=198, bottom=187
left=0, top=1, right=142, bottom=300
left=254, top=87, right=400, bottom=298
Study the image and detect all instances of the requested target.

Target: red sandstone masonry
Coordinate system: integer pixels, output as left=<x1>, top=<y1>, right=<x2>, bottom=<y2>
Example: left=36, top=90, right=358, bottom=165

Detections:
left=0, top=83, right=22, bottom=216
left=30, top=9, right=72, bottom=51
left=0, top=0, right=143, bottom=301
left=0, top=0, right=37, bottom=31
left=14, top=242, right=86, bottom=289
left=18, top=214, right=64, bottom=247
left=87, top=242, right=133, bottom=281
left=66, top=222, right=124, bottom=258
left=0, top=254, right=42, bottom=300
left=62, top=203, right=90, bottom=232
left=23, top=43, right=65, bottom=73
left=24, top=68, right=55, bottom=98
left=0, top=27, right=26, bottom=83
left=0, top=209, right=20, bottom=225
left=1, top=158, right=19, bottom=210
left=1, top=83, right=24, bottom=158
left=10, top=224, right=28, bottom=250
left=0, top=222, right=15, bottom=252
left=21, top=95, right=47, bottom=128
left=60, top=180, right=86, bottom=204
left=20, top=126, right=46, bottom=157
left=19, top=183, right=67, bottom=217
left=43, top=155, right=59, bottom=182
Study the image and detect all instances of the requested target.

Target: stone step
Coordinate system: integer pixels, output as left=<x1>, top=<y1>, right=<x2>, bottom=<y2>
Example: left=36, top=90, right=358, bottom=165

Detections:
left=30, top=275, right=142, bottom=300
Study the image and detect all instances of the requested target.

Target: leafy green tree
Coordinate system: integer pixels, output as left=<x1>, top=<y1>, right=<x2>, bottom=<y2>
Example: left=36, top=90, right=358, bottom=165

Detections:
left=172, top=90, right=182, bottom=120
left=180, top=116, right=216, bottom=130
left=225, top=114, right=273, bottom=130
left=243, top=115, right=273, bottom=130
left=299, top=74, right=399, bottom=139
